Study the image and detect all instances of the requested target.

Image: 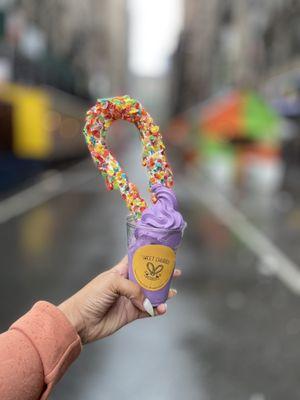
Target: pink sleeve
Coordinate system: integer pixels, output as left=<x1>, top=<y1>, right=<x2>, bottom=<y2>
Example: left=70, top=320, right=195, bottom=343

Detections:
left=0, top=301, right=82, bottom=400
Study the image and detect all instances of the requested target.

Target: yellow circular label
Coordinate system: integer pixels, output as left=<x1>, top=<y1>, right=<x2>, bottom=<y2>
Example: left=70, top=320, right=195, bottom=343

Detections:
left=132, top=245, right=176, bottom=291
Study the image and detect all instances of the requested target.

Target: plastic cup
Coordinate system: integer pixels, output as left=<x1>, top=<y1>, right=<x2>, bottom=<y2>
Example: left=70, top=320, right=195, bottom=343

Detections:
left=127, top=215, right=185, bottom=306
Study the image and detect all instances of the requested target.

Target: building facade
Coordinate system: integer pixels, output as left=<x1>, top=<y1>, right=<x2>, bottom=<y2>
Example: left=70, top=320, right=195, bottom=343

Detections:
left=172, top=0, right=300, bottom=113
left=1, top=0, right=128, bottom=97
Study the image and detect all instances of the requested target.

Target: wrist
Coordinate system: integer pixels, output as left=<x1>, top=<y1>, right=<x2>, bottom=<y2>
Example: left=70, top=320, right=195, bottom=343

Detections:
left=58, top=298, right=85, bottom=343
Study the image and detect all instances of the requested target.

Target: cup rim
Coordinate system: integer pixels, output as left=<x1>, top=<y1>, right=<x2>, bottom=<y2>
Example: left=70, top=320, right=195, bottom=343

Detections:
left=126, top=214, right=187, bottom=234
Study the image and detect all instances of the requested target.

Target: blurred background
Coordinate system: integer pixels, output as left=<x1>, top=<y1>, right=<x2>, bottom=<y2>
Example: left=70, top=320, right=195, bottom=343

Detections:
left=1, top=0, right=300, bottom=399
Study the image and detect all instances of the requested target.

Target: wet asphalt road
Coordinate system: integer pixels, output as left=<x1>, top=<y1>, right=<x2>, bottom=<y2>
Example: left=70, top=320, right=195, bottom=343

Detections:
left=1, top=155, right=300, bottom=400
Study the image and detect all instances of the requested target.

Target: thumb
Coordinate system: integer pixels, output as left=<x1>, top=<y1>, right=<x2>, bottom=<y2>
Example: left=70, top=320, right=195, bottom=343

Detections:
left=113, top=274, right=154, bottom=317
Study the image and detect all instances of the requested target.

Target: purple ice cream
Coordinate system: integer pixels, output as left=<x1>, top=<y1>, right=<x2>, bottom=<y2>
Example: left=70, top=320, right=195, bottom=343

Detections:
left=128, top=184, right=185, bottom=306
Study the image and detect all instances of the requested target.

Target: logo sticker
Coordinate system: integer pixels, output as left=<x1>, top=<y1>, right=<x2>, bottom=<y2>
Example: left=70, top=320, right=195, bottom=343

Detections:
left=132, top=245, right=176, bottom=291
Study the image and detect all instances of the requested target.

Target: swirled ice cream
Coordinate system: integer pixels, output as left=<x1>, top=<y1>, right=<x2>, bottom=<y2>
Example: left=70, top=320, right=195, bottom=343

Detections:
left=128, top=184, right=186, bottom=306
left=134, top=184, right=185, bottom=248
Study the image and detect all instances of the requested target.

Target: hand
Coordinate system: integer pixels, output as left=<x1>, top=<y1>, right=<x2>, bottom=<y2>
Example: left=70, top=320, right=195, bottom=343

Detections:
left=58, top=256, right=181, bottom=344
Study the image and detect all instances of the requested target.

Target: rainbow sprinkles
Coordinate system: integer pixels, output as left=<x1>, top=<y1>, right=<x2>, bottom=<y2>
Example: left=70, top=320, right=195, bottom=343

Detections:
left=83, top=95, right=174, bottom=220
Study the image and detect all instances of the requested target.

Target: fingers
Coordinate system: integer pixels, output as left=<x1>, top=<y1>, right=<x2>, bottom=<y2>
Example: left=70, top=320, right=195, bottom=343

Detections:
left=173, top=268, right=182, bottom=278
left=156, top=303, right=167, bottom=315
left=137, top=302, right=168, bottom=319
left=168, top=288, right=177, bottom=299
left=111, top=263, right=181, bottom=318
left=112, top=274, right=154, bottom=316
left=112, top=256, right=128, bottom=277
left=137, top=288, right=178, bottom=320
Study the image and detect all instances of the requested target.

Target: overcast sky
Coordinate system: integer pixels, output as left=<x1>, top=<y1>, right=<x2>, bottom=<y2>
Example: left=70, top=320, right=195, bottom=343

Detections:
left=128, top=0, right=184, bottom=77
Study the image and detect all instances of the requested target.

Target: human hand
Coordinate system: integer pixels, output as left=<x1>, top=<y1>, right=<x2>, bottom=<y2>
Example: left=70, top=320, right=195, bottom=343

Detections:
left=58, top=256, right=181, bottom=344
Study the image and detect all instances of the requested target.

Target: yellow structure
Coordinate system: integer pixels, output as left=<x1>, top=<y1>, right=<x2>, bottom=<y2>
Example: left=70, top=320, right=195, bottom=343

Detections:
left=0, top=83, right=51, bottom=159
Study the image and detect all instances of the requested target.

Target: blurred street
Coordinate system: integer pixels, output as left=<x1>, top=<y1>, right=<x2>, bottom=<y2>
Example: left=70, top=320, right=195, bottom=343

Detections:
left=1, top=154, right=300, bottom=400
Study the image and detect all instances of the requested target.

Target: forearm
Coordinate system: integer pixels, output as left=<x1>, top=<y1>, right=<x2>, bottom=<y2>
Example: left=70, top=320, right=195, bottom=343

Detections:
left=0, top=302, right=82, bottom=400
left=0, top=329, right=44, bottom=400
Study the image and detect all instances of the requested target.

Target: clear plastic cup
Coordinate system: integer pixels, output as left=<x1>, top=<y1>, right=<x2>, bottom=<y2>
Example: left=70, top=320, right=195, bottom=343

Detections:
left=127, top=215, right=185, bottom=306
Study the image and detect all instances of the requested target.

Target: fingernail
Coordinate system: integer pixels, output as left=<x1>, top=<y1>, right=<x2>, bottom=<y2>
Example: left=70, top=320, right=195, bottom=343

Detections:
left=171, top=288, right=177, bottom=294
left=143, top=298, right=154, bottom=317
left=164, top=303, right=168, bottom=311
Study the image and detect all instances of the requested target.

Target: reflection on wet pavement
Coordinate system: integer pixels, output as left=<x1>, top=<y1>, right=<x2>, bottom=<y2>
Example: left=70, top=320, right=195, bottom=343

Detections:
left=1, top=161, right=300, bottom=400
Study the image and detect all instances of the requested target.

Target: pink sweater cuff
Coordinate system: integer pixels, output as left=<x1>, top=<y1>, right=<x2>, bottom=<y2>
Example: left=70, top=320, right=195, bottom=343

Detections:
left=10, top=301, right=82, bottom=398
